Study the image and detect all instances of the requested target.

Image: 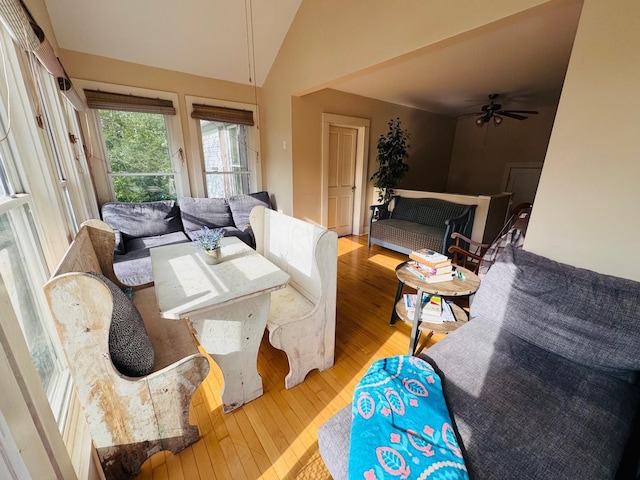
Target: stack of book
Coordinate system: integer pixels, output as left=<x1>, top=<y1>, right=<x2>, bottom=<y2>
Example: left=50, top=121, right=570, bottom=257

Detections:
left=406, top=248, right=454, bottom=283
left=403, top=293, right=455, bottom=324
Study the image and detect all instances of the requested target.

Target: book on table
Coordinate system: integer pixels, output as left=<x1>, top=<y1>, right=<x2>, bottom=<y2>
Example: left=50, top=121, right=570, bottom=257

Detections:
left=409, top=249, right=451, bottom=269
left=403, top=293, right=455, bottom=323
left=406, top=261, right=454, bottom=283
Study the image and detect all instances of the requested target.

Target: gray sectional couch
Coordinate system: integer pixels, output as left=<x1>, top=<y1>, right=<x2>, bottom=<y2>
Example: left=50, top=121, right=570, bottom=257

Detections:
left=318, top=244, right=640, bottom=479
left=101, top=191, right=271, bottom=285
left=368, top=196, right=476, bottom=255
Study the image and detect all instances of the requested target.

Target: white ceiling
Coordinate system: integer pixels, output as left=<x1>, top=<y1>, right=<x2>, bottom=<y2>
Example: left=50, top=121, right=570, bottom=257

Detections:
left=44, top=0, right=304, bottom=86
left=43, top=0, right=582, bottom=116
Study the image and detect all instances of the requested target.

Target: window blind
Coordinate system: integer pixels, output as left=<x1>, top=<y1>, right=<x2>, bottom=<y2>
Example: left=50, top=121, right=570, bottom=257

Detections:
left=84, top=90, right=176, bottom=116
left=191, top=104, right=254, bottom=126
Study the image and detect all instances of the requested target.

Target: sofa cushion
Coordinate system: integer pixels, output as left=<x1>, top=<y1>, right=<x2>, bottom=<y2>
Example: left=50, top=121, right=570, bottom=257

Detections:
left=185, top=225, right=254, bottom=248
left=228, top=191, right=271, bottom=231
left=392, top=197, right=468, bottom=227
left=115, top=232, right=189, bottom=286
left=101, top=201, right=183, bottom=239
left=179, top=196, right=234, bottom=231
left=471, top=245, right=640, bottom=380
left=421, top=318, right=640, bottom=480
left=123, top=231, right=189, bottom=252
left=318, top=406, right=352, bottom=480
left=88, top=272, right=155, bottom=377
left=114, top=249, right=154, bottom=286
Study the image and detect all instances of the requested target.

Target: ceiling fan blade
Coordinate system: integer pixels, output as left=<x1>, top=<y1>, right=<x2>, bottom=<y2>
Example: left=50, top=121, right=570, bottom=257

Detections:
left=500, top=110, right=539, bottom=114
left=499, top=112, right=528, bottom=120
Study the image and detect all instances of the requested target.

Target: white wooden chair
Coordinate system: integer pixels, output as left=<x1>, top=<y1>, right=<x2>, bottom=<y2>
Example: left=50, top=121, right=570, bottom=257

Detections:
left=250, top=206, right=338, bottom=389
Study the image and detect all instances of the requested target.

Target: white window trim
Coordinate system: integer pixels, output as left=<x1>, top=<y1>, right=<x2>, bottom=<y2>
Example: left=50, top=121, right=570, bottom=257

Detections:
left=0, top=273, right=78, bottom=480
left=0, top=29, right=72, bottom=268
left=74, top=80, right=189, bottom=205
left=35, top=66, right=98, bottom=225
left=185, top=95, right=261, bottom=198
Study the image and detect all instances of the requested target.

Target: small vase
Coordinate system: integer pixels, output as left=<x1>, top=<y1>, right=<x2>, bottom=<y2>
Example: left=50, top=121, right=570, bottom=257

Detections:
left=203, top=248, right=222, bottom=265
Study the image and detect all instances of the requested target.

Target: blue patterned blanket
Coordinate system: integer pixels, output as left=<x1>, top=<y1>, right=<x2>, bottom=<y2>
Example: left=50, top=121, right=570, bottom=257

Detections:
left=348, top=355, right=468, bottom=480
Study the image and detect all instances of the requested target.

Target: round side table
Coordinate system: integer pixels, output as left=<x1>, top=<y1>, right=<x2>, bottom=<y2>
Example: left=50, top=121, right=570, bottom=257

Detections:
left=391, top=262, right=481, bottom=355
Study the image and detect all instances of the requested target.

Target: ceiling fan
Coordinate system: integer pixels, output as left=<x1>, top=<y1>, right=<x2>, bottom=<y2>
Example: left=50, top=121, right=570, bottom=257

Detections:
left=473, top=94, right=539, bottom=126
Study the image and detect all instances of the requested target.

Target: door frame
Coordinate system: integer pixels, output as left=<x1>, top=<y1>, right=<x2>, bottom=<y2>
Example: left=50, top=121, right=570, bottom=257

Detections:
left=501, top=162, right=543, bottom=205
left=321, top=114, right=370, bottom=235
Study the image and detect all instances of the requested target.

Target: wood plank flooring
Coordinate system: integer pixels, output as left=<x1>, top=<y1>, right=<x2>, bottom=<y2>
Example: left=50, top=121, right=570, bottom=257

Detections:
left=135, top=234, right=445, bottom=480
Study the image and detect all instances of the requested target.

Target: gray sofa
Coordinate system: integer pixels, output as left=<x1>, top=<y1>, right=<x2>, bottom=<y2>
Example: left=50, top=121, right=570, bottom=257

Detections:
left=318, top=245, right=640, bottom=479
left=101, top=191, right=271, bottom=285
left=368, top=196, right=476, bottom=255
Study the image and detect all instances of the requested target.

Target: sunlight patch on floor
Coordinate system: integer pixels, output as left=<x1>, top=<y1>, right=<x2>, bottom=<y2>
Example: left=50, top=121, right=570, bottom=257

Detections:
left=367, top=253, right=405, bottom=270
left=337, top=237, right=365, bottom=256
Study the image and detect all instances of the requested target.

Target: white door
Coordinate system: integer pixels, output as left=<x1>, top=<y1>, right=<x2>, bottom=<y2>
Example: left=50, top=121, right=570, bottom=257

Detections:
left=327, top=126, right=357, bottom=236
left=506, top=166, right=543, bottom=207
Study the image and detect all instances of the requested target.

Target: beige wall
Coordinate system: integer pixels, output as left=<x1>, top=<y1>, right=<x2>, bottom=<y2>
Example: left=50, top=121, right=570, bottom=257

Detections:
left=524, top=0, right=640, bottom=280
left=262, top=0, right=551, bottom=216
left=59, top=49, right=260, bottom=197
left=291, top=89, right=456, bottom=224
left=447, top=105, right=557, bottom=195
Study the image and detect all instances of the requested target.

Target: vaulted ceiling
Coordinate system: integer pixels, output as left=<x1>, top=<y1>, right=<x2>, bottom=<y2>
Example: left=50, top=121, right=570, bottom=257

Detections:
left=43, top=0, right=582, bottom=117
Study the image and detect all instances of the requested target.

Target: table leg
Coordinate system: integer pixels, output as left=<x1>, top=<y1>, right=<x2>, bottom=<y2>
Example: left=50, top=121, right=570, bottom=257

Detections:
left=389, top=280, right=404, bottom=325
left=408, top=288, right=423, bottom=355
left=188, top=294, right=270, bottom=413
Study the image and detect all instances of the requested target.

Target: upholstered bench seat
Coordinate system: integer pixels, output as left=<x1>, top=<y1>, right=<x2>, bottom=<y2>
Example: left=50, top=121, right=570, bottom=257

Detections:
left=368, top=196, right=475, bottom=255
left=370, top=218, right=446, bottom=254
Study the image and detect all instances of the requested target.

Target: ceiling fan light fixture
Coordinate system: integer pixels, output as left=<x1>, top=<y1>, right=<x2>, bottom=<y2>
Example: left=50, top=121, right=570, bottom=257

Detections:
left=475, top=117, right=485, bottom=127
left=494, top=115, right=503, bottom=126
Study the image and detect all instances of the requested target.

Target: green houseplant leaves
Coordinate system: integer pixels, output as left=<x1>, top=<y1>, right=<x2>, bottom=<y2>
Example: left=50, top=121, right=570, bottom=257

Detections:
left=370, top=118, right=410, bottom=203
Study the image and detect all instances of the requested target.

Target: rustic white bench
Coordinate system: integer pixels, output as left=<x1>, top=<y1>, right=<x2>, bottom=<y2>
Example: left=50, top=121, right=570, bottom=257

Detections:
left=250, top=206, right=338, bottom=389
left=43, top=219, right=210, bottom=479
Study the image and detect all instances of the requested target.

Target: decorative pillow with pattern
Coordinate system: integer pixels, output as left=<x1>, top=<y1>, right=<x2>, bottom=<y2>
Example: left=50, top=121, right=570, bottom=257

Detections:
left=88, top=272, right=155, bottom=377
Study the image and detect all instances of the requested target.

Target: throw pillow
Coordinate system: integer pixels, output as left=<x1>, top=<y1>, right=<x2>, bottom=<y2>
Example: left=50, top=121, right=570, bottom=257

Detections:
left=88, top=272, right=155, bottom=377
left=228, top=191, right=271, bottom=231
left=178, top=196, right=234, bottom=232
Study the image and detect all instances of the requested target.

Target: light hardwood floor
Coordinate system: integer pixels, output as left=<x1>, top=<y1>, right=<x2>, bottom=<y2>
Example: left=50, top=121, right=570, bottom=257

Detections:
left=135, top=234, right=444, bottom=480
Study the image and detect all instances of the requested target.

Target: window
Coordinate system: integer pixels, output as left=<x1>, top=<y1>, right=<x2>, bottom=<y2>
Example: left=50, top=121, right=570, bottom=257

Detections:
left=200, top=120, right=250, bottom=197
left=187, top=96, right=261, bottom=198
left=0, top=199, right=66, bottom=397
left=0, top=26, right=75, bottom=425
left=0, top=155, right=70, bottom=425
left=98, top=110, right=176, bottom=202
left=78, top=83, right=189, bottom=205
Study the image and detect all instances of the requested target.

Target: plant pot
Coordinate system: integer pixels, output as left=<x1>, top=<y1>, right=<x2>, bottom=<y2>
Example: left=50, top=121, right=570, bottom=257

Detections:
left=202, top=248, right=222, bottom=265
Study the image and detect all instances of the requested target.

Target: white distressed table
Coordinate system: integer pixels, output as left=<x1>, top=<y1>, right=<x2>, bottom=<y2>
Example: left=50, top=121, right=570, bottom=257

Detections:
left=150, top=237, right=290, bottom=413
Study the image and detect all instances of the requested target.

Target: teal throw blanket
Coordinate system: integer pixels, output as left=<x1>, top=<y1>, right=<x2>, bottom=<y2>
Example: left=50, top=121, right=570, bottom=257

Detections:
left=348, top=355, right=468, bottom=479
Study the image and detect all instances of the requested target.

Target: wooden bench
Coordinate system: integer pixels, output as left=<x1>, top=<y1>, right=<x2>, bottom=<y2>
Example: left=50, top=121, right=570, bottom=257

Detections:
left=250, top=206, right=338, bottom=389
left=43, top=220, right=210, bottom=479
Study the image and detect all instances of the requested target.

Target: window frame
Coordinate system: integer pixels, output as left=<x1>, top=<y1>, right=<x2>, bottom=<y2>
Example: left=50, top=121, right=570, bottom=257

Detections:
left=186, top=95, right=261, bottom=198
left=0, top=28, right=72, bottom=268
left=33, top=65, right=99, bottom=225
left=75, top=80, right=190, bottom=205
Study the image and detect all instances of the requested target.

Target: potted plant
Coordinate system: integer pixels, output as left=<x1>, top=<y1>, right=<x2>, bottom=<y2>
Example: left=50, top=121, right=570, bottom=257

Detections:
left=193, top=226, right=225, bottom=264
left=370, top=117, right=410, bottom=203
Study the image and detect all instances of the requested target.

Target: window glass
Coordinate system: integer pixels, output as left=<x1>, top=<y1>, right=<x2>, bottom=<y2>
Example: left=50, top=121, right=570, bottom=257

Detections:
left=200, top=120, right=250, bottom=197
left=98, top=109, right=176, bottom=202
left=36, top=77, right=79, bottom=233
left=0, top=204, right=61, bottom=393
